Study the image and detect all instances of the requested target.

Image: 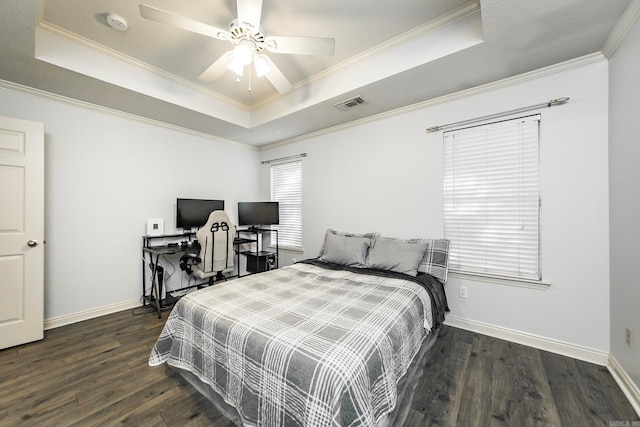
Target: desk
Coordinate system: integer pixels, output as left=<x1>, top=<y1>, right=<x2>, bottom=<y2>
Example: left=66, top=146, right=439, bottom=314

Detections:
left=142, top=233, right=196, bottom=318
left=142, top=233, right=246, bottom=318
left=141, top=230, right=278, bottom=318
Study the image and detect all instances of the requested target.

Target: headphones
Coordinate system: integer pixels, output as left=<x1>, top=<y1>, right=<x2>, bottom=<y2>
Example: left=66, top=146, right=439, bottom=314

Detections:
left=179, top=254, right=198, bottom=274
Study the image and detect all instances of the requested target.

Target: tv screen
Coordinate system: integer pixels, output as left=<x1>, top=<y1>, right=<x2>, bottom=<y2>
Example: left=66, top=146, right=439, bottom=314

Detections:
left=238, top=202, right=279, bottom=228
left=176, top=198, right=225, bottom=230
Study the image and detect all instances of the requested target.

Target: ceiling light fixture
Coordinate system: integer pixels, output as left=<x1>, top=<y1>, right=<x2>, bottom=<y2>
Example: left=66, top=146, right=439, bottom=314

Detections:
left=253, top=54, right=271, bottom=77
left=234, top=42, right=254, bottom=65
left=228, top=41, right=254, bottom=76
left=228, top=61, right=244, bottom=77
left=228, top=59, right=244, bottom=77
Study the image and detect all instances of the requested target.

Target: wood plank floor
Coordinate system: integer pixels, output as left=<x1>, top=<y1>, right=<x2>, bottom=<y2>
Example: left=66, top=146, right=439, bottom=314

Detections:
left=0, top=308, right=637, bottom=426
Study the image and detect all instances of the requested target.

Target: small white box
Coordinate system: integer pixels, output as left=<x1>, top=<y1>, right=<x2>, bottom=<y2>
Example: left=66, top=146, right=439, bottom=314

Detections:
left=146, top=218, right=164, bottom=236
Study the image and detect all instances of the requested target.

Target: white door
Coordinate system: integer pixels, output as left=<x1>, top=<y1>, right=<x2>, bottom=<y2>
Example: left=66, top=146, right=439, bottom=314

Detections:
left=0, top=116, right=45, bottom=349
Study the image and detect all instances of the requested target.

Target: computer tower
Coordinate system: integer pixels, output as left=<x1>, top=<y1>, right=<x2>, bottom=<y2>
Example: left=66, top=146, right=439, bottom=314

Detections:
left=245, top=253, right=276, bottom=273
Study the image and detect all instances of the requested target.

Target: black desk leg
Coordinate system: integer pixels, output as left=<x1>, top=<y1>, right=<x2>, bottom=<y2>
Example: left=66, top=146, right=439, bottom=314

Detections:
left=150, top=254, right=162, bottom=319
left=142, top=248, right=147, bottom=307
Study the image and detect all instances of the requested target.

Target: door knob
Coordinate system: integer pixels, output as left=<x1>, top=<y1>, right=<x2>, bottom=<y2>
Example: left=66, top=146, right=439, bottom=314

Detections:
left=27, top=240, right=39, bottom=247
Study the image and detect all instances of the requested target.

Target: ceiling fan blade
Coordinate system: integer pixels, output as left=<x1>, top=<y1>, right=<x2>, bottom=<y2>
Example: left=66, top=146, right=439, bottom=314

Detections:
left=198, top=51, right=234, bottom=82
left=262, top=56, right=293, bottom=94
left=237, top=0, right=263, bottom=31
left=139, top=4, right=231, bottom=41
left=265, top=36, right=335, bottom=56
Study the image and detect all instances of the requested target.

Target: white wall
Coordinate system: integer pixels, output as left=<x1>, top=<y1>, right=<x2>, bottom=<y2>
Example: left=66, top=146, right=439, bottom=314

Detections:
left=0, top=86, right=260, bottom=320
left=261, top=59, right=611, bottom=353
left=609, top=16, right=640, bottom=386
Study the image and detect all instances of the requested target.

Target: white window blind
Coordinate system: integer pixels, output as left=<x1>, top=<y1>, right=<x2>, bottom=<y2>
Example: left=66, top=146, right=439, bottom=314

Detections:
left=443, top=115, right=541, bottom=280
left=271, top=160, right=303, bottom=250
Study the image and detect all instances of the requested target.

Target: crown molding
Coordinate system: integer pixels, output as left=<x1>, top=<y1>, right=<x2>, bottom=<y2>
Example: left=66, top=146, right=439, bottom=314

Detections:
left=0, top=49, right=606, bottom=153
left=0, top=79, right=257, bottom=151
left=602, top=0, right=640, bottom=59
left=260, top=52, right=606, bottom=151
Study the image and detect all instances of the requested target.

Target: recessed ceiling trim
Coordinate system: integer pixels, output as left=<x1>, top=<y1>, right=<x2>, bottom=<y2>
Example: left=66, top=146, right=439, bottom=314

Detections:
left=251, top=1, right=481, bottom=110
left=37, top=21, right=249, bottom=110
left=301, top=1, right=480, bottom=88
left=250, top=11, right=484, bottom=128
left=34, top=2, right=481, bottom=132
left=35, top=25, right=252, bottom=127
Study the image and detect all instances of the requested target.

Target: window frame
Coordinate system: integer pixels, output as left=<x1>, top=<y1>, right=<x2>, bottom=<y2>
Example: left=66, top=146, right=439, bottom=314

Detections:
left=443, top=114, right=544, bottom=284
left=270, top=160, right=303, bottom=252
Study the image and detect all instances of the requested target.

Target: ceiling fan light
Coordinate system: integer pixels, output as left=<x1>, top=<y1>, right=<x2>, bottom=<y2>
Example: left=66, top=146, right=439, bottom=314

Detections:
left=254, top=55, right=271, bottom=77
left=233, top=43, right=253, bottom=66
left=228, top=59, right=244, bottom=76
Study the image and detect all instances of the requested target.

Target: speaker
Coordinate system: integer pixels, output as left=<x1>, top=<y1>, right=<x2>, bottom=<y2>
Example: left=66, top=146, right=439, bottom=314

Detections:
left=147, top=218, right=164, bottom=236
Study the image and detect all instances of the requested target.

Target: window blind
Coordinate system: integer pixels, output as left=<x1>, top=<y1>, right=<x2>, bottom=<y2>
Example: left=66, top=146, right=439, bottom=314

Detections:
left=271, top=160, right=303, bottom=250
left=443, top=115, right=541, bottom=280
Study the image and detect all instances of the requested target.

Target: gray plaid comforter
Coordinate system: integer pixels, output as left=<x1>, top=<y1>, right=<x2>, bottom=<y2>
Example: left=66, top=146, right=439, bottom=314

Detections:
left=149, top=262, right=437, bottom=426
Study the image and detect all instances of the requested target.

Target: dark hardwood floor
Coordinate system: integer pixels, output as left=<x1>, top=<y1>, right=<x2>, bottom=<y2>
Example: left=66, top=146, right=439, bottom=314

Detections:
left=0, top=308, right=637, bottom=426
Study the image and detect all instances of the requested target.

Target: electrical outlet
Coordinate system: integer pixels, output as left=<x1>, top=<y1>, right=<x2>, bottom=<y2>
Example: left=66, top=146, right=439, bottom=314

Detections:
left=459, top=286, right=468, bottom=299
left=626, top=328, right=633, bottom=347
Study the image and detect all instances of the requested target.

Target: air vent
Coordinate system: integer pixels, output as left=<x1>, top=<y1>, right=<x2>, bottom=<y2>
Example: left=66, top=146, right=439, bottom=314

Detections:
left=334, top=96, right=367, bottom=111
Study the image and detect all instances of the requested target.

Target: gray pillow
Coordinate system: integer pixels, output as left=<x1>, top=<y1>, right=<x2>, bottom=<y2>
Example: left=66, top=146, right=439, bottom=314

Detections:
left=366, top=237, right=428, bottom=276
left=368, top=236, right=450, bottom=282
left=318, top=229, right=377, bottom=258
left=318, top=232, right=371, bottom=267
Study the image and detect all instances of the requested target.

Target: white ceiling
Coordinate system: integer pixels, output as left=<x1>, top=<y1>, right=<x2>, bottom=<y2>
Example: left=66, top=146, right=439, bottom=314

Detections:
left=0, top=0, right=633, bottom=147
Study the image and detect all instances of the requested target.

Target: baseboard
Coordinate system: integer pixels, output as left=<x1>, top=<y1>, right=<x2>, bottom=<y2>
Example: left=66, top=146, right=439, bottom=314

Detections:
left=444, top=315, right=609, bottom=365
left=44, top=298, right=142, bottom=330
left=608, top=355, right=640, bottom=417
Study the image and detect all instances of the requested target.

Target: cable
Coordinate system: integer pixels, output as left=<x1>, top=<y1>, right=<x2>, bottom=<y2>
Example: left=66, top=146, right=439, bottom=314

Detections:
left=160, top=254, right=177, bottom=279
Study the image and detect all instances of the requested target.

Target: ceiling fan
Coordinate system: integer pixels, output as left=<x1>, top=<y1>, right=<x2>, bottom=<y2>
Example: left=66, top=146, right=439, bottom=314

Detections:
left=139, top=0, right=335, bottom=94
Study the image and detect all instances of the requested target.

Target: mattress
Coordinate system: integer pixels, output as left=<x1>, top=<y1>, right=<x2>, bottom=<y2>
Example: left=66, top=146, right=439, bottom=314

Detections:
left=149, top=259, right=448, bottom=426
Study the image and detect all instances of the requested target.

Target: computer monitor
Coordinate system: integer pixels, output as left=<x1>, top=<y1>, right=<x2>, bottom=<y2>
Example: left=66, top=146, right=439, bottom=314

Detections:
left=237, top=202, right=279, bottom=229
left=176, top=198, right=224, bottom=230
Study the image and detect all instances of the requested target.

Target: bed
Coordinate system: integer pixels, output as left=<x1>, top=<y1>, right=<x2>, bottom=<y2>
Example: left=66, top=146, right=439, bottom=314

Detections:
left=149, top=230, right=449, bottom=426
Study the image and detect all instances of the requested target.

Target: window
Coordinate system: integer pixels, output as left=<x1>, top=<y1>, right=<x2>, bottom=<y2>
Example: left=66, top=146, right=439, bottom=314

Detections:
left=271, top=160, right=303, bottom=251
left=443, top=115, right=541, bottom=280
